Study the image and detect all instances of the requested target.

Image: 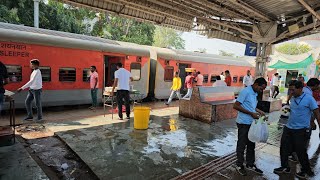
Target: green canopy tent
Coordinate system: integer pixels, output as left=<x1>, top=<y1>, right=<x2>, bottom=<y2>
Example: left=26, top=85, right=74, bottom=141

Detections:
left=268, top=55, right=314, bottom=69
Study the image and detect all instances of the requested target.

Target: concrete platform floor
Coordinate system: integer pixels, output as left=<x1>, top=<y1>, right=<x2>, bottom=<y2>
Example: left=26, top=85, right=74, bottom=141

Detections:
left=1, top=101, right=320, bottom=179
left=56, top=115, right=239, bottom=179
left=0, top=140, right=48, bottom=180
left=54, top=111, right=313, bottom=180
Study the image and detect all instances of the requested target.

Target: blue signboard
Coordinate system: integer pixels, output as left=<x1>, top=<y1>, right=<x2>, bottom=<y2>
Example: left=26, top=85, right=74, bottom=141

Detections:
left=245, top=42, right=257, bottom=56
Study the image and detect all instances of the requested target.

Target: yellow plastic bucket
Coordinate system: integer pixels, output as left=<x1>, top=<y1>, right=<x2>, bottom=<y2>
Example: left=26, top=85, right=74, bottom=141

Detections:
left=134, top=106, right=151, bottom=130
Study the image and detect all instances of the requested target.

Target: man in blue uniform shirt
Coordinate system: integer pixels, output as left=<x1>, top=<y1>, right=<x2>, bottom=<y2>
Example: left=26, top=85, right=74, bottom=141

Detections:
left=233, top=77, right=267, bottom=176
left=274, top=80, right=320, bottom=179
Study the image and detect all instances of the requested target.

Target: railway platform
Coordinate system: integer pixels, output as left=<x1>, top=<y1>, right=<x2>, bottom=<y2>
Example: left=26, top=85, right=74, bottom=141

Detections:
left=0, top=102, right=319, bottom=179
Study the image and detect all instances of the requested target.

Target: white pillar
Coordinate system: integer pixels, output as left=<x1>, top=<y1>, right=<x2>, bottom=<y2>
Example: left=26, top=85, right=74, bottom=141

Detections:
left=34, top=0, right=40, bottom=28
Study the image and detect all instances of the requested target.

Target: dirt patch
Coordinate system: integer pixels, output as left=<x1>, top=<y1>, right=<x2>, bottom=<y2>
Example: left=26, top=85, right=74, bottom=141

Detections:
left=19, top=136, right=98, bottom=180
left=16, top=124, right=54, bottom=139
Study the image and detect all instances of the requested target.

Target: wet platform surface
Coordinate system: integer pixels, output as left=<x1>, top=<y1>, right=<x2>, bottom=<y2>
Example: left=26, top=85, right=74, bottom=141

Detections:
left=1, top=101, right=320, bottom=179
left=56, top=114, right=239, bottom=179
left=54, top=109, right=320, bottom=180
left=0, top=140, right=48, bottom=180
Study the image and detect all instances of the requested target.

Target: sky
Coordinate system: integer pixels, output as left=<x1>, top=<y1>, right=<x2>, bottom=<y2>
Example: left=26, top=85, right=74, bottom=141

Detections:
left=181, top=31, right=320, bottom=57
left=181, top=31, right=246, bottom=56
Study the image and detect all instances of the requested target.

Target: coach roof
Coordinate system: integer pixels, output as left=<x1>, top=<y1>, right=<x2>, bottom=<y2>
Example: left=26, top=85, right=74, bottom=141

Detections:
left=0, top=22, right=149, bottom=56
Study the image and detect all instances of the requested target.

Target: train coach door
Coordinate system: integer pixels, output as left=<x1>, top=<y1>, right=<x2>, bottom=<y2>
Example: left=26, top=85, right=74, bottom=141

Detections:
left=104, top=56, right=125, bottom=87
left=179, top=63, right=190, bottom=94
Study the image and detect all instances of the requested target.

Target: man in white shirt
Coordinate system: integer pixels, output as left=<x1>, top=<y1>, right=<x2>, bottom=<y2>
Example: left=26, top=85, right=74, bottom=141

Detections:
left=212, top=76, right=227, bottom=87
left=243, top=70, right=253, bottom=87
left=272, top=73, right=280, bottom=98
left=17, top=59, right=43, bottom=121
left=220, top=72, right=225, bottom=81
left=112, top=63, right=133, bottom=120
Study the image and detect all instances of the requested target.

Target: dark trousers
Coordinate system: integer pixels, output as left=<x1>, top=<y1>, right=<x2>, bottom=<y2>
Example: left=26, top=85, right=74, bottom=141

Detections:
left=280, top=126, right=311, bottom=172
left=0, top=93, right=4, bottom=115
left=91, top=89, right=98, bottom=107
left=236, top=123, right=255, bottom=166
left=116, top=90, right=130, bottom=118
left=272, top=86, right=279, bottom=98
left=25, top=89, right=42, bottom=120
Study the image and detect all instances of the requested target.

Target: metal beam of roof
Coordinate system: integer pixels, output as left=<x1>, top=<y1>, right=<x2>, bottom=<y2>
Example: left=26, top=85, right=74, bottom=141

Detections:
left=297, top=0, right=320, bottom=21
left=227, top=0, right=272, bottom=22
left=56, top=0, right=320, bottom=44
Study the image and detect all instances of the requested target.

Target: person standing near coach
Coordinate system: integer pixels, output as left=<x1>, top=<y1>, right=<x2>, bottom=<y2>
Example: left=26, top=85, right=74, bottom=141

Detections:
left=17, top=59, right=43, bottom=122
left=233, top=77, right=267, bottom=176
left=243, top=70, right=253, bottom=87
left=225, top=70, right=232, bottom=86
left=111, top=63, right=133, bottom=120
left=195, top=71, right=203, bottom=86
left=89, top=66, right=99, bottom=110
left=0, top=61, right=9, bottom=115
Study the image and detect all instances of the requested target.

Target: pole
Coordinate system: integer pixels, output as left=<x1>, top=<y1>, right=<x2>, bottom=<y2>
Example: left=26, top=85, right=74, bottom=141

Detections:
left=34, top=0, right=40, bottom=28
left=255, top=43, right=261, bottom=77
left=255, top=43, right=268, bottom=78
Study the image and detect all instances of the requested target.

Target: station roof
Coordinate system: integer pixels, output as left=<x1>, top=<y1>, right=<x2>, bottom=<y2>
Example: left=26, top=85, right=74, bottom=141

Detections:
left=58, top=0, right=320, bottom=44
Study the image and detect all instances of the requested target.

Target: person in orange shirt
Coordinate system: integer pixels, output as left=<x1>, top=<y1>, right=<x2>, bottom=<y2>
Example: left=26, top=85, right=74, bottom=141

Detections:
left=195, top=71, right=203, bottom=86
left=225, top=70, right=232, bottom=86
left=183, top=72, right=195, bottom=99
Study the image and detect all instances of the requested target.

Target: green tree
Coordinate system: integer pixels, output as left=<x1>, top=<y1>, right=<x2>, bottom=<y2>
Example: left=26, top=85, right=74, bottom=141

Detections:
left=91, top=14, right=155, bottom=45
left=0, top=5, right=19, bottom=23
left=0, top=0, right=155, bottom=45
left=153, top=26, right=185, bottom=49
left=0, top=0, right=94, bottom=34
left=219, top=50, right=234, bottom=57
left=276, top=43, right=312, bottom=55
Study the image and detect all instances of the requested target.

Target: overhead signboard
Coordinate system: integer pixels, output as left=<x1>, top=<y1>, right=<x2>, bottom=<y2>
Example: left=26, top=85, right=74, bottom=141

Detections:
left=245, top=42, right=257, bottom=56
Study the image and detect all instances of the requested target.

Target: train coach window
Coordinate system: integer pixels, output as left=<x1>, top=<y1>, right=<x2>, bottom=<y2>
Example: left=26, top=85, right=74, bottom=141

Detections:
left=130, top=63, right=141, bottom=81
left=233, top=76, right=238, bottom=83
left=83, top=68, right=90, bottom=82
left=239, top=76, right=244, bottom=83
left=39, top=67, right=51, bottom=82
left=5, top=65, right=22, bottom=82
left=164, top=66, right=174, bottom=81
left=59, top=68, right=76, bottom=82
left=203, top=74, right=208, bottom=83
left=210, top=75, right=218, bottom=83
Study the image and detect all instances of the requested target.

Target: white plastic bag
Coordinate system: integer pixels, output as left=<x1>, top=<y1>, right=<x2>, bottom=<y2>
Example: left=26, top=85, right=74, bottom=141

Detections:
left=260, top=120, right=269, bottom=143
left=248, top=117, right=269, bottom=143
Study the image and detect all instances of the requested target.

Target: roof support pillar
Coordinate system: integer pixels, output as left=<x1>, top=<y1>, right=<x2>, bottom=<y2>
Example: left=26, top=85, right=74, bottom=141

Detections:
left=34, top=0, right=40, bottom=28
left=255, top=43, right=271, bottom=78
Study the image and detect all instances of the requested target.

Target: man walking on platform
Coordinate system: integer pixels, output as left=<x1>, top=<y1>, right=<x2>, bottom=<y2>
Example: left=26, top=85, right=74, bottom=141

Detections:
left=89, top=66, right=99, bottom=110
left=272, top=73, right=280, bottom=98
left=0, top=61, right=9, bottom=115
left=274, top=80, right=320, bottom=179
left=233, top=77, right=267, bottom=176
left=111, top=63, right=133, bottom=120
left=182, top=72, right=194, bottom=99
left=17, top=59, right=43, bottom=122
left=165, top=72, right=182, bottom=105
